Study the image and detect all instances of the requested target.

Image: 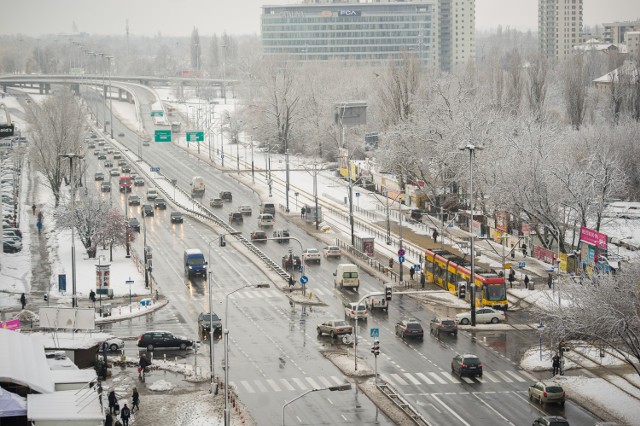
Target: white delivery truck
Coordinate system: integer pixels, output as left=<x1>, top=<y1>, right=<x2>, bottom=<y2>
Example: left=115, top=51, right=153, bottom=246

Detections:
left=334, top=264, right=360, bottom=291
left=191, top=176, right=206, bottom=197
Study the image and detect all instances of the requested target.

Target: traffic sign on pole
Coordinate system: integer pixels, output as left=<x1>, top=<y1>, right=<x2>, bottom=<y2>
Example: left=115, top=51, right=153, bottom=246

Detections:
left=154, top=129, right=171, bottom=142
left=397, top=249, right=406, bottom=257
left=150, top=111, right=164, bottom=117
left=186, top=131, right=204, bottom=142
left=150, top=167, right=160, bottom=173
left=370, top=328, right=379, bottom=338
left=398, top=256, right=405, bottom=263
left=300, top=275, right=309, bottom=285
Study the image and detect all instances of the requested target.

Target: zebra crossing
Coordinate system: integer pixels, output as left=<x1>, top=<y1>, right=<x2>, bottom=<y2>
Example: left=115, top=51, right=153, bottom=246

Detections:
left=213, top=283, right=380, bottom=300
left=229, top=369, right=537, bottom=395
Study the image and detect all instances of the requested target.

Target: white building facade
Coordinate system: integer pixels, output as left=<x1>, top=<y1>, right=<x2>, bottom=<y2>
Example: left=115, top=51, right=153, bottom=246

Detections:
left=538, top=0, right=583, bottom=60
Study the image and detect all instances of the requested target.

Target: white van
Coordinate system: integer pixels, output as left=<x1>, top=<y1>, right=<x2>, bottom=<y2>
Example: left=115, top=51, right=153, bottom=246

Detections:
left=257, top=213, right=274, bottom=228
left=334, top=264, right=359, bottom=291
left=191, top=176, right=206, bottom=197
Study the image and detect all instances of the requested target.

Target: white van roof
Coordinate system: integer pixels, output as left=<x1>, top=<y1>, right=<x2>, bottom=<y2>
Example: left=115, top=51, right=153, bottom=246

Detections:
left=185, top=249, right=203, bottom=255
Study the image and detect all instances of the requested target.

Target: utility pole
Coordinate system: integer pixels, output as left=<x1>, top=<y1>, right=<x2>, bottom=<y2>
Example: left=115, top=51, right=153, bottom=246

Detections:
left=59, top=154, right=83, bottom=308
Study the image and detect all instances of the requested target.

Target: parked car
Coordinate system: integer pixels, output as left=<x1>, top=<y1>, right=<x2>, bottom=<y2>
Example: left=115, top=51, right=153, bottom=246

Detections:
left=105, top=337, right=125, bottom=352
left=451, top=354, right=483, bottom=378
left=251, top=230, right=267, bottom=242
left=229, top=212, right=243, bottom=224
left=238, top=205, right=252, bottom=215
left=532, top=416, right=570, bottom=426
left=170, top=212, right=184, bottom=224
left=210, top=197, right=224, bottom=208
left=410, top=209, right=426, bottom=221
left=134, top=176, right=145, bottom=186
left=273, top=229, right=290, bottom=243
left=3, top=239, right=22, bottom=253
left=317, top=320, right=353, bottom=338
left=344, top=303, right=368, bottom=321
left=128, top=195, right=141, bottom=206
left=220, top=191, right=232, bottom=202
left=137, top=331, right=194, bottom=351
left=128, top=218, right=140, bottom=232
left=141, top=204, right=154, bottom=217
left=528, top=381, right=566, bottom=405
left=154, top=198, right=167, bottom=209
left=429, top=317, right=458, bottom=336
left=323, top=245, right=341, bottom=258
left=146, top=188, right=157, bottom=200
left=395, top=318, right=424, bottom=340
left=198, top=312, right=222, bottom=339
left=455, top=307, right=506, bottom=325
left=87, top=142, right=96, bottom=149
left=302, top=248, right=321, bottom=264
left=100, top=182, right=111, bottom=192
left=94, top=172, right=105, bottom=181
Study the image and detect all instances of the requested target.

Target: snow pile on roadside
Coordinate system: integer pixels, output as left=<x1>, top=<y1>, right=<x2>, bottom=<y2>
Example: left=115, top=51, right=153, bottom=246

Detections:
left=323, top=350, right=374, bottom=377
left=148, top=380, right=175, bottom=392
left=520, top=347, right=579, bottom=372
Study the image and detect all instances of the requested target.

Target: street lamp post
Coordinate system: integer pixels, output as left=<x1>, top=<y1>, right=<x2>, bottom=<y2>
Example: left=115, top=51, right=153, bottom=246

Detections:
left=104, top=55, right=114, bottom=139
left=126, top=278, right=134, bottom=313
left=281, top=383, right=351, bottom=426
left=250, top=128, right=256, bottom=183
left=352, top=292, right=383, bottom=371
left=459, top=144, right=482, bottom=327
left=99, top=54, right=107, bottom=133
left=59, top=153, right=83, bottom=308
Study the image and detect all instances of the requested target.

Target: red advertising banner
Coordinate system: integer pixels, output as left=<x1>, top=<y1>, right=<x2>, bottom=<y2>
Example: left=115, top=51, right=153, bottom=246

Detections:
left=0, top=319, right=21, bottom=331
left=534, top=245, right=555, bottom=264
left=579, top=226, right=608, bottom=250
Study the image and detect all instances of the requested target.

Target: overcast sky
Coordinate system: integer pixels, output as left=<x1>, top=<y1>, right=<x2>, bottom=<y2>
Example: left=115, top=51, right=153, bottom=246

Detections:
left=3, top=0, right=640, bottom=38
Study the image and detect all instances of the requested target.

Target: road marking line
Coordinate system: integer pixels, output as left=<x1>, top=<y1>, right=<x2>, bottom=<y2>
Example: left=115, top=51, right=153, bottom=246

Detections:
left=482, top=372, right=500, bottom=383
left=416, top=373, right=435, bottom=384
left=317, top=376, right=333, bottom=387
left=472, top=392, right=516, bottom=425
left=505, top=371, right=526, bottom=382
left=442, top=372, right=461, bottom=384
left=292, top=378, right=307, bottom=390
left=493, top=371, right=513, bottom=383
left=431, top=394, right=472, bottom=426
left=461, top=377, right=474, bottom=384
left=380, top=374, right=393, bottom=385
left=428, top=372, right=448, bottom=384
left=279, top=379, right=295, bottom=391
left=403, top=373, right=421, bottom=385
left=253, top=380, right=268, bottom=393
left=266, top=379, right=281, bottom=392
left=305, top=377, right=321, bottom=389
left=519, top=370, right=538, bottom=381
left=390, top=374, right=408, bottom=385
left=330, top=376, right=344, bottom=385
left=240, top=381, right=255, bottom=393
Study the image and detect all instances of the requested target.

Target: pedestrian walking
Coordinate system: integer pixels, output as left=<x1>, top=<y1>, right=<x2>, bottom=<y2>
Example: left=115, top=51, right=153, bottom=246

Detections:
left=388, top=257, right=394, bottom=269
left=20, top=293, right=26, bottom=309
left=524, top=275, right=530, bottom=289
left=120, top=403, right=131, bottom=426
left=510, top=244, right=515, bottom=260
left=409, top=267, right=415, bottom=280
left=36, top=220, right=42, bottom=235
left=32, top=203, right=36, bottom=215
left=131, top=387, right=140, bottom=413
left=37, top=210, right=44, bottom=223
left=432, top=229, right=439, bottom=243
left=522, top=243, right=527, bottom=258
left=552, top=353, right=561, bottom=376
left=288, top=275, right=294, bottom=292
left=508, top=272, right=514, bottom=289
left=108, top=390, right=118, bottom=414
left=301, top=206, right=306, bottom=218
left=105, top=412, right=113, bottom=426
left=90, top=290, right=96, bottom=306
left=96, top=380, right=103, bottom=407
left=138, top=354, right=151, bottom=380
left=547, top=273, right=553, bottom=289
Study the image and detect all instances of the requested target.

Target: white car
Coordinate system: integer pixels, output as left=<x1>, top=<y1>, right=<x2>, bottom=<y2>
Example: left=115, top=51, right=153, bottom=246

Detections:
left=323, top=245, right=341, bottom=258
left=302, top=248, right=321, bottom=264
left=146, top=188, right=158, bottom=200
left=455, top=307, right=506, bottom=325
left=104, top=337, right=125, bottom=352
left=238, top=205, right=252, bottom=216
left=344, top=303, right=368, bottom=321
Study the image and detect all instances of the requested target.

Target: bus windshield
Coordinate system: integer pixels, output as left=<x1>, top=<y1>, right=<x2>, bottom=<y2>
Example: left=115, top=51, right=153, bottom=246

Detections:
left=485, top=284, right=506, bottom=301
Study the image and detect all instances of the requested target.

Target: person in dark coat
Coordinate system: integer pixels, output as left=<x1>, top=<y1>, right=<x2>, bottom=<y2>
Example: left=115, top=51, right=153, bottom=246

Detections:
left=524, top=275, right=530, bottom=289
left=32, top=204, right=36, bottom=215
left=138, top=354, right=151, bottom=378
left=20, top=293, right=26, bottom=309
left=432, top=229, right=439, bottom=242
left=105, top=413, right=113, bottom=426
left=552, top=353, right=561, bottom=376
left=522, top=243, right=528, bottom=257
left=108, top=390, right=118, bottom=414
left=131, top=387, right=140, bottom=413
left=409, top=266, right=415, bottom=280
left=547, top=273, right=553, bottom=289
left=508, top=269, right=515, bottom=288
left=301, top=206, right=306, bottom=218
left=120, top=403, right=131, bottom=426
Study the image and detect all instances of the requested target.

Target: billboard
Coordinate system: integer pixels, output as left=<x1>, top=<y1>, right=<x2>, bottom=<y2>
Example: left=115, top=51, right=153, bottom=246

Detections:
left=0, top=124, right=15, bottom=137
left=39, top=307, right=95, bottom=330
left=579, top=226, right=607, bottom=250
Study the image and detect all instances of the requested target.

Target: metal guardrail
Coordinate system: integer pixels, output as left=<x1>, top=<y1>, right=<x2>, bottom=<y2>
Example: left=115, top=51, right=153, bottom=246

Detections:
left=377, top=382, right=431, bottom=425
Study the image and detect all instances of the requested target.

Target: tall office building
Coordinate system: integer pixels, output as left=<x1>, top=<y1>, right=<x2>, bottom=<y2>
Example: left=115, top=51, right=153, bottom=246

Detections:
left=539, top=0, right=583, bottom=60
left=261, top=0, right=475, bottom=72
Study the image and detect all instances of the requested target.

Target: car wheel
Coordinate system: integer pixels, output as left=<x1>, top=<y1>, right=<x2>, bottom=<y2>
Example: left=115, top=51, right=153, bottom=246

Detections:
left=461, top=318, right=470, bottom=325
left=491, top=317, right=499, bottom=324
left=330, top=331, right=336, bottom=339
left=435, top=329, right=439, bottom=337
left=451, top=364, right=455, bottom=374
left=317, top=328, right=322, bottom=336
left=109, top=344, right=119, bottom=352
left=180, top=343, right=187, bottom=350
left=147, top=344, right=154, bottom=351
left=453, top=331, right=458, bottom=336
left=538, top=396, right=543, bottom=405
left=401, top=332, right=405, bottom=340
left=529, top=391, right=533, bottom=400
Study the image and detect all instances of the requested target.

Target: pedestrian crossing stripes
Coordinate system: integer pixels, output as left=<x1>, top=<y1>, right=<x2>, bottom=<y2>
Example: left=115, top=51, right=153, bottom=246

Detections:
left=221, top=285, right=382, bottom=300
left=229, top=370, right=533, bottom=395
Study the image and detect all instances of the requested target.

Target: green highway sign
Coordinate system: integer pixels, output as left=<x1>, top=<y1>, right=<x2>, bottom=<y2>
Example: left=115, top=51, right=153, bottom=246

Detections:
left=186, top=131, right=204, bottom=142
left=150, top=111, right=164, bottom=117
left=154, top=129, right=172, bottom=142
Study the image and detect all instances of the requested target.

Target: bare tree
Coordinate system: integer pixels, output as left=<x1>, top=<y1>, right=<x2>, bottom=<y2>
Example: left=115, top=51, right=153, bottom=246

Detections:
left=26, top=88, right=84, bottom=206
left=54, top=194, right=112, bottom=258
left=525, top=54, right=549, bottom=121
left=190, top=27, right=201, bottom=71
left=536, top=262, right=640, bottom=379
left=376, top=51, right=422, bottom=128
left=94, top=208, right=131, bottom=261
left=562, top=55, right=589, bottom=130
left=505, top=48, right=523, bottom=115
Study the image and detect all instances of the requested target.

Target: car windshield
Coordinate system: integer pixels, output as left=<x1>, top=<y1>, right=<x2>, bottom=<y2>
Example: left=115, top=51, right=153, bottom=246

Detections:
left=201, top=314, right=220, bottom=322
left=441, top=320, right=455, bottom=326
left=485, top=284, right=506, bottom=301
left=333, top=321, right=349, bottom=327
left=189, top=258, right=205, bottom=266
left=406, top=323, right=422, bottom=330
left=308, top=249, right=318, bottom=254
left=464, top=358, right=480, bottom=365
left=546, top=386, right=564, bottom=393
left=549, top=422, right=570, bottom=426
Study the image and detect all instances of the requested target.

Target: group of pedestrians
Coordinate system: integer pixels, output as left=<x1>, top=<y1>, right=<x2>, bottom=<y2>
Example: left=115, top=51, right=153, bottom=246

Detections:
left=105, top=387, right=139, bottom=426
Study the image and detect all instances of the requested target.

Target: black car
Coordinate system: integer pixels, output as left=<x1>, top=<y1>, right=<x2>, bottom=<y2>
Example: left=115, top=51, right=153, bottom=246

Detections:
left=154, top=198, right=167, bottom=209
left=451, top=354, right=483, bottom=378
left=198, top=312, right=222, bottom=339
left=410, top=209, right=426, bottom=221
left=128, top=195, right=141, bottom=206
left=532, top=416, right=570, bottom=426
left=94, top=172, right=105, bottom=181
left=137, top=331, right=193, bottom=351
left=141, top=204, right=154, bottom=217
left=229, top=212, right=243, bottom=224
left=100, top=182, right=111, bottom=192
left=128, top=217, right=140, bottom=232
left=220, top=191, right=232, bottom=202
left=170, top=211, right=183, bottom=224
left=395, top=318, right=424, bottom=340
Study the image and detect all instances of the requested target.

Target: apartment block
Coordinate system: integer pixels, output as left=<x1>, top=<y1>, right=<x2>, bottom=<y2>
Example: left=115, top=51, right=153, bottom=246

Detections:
left=539, top=0, right=583, bottom=60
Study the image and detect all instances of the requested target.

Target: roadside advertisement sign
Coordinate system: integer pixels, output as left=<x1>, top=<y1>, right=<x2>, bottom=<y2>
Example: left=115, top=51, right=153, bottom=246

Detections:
left=96, top=263, right=111, bottom=288
left=0, top=319, right=20, bottom=331
left=495, top=211, right=509, bottom=232
left=533, top=245, right=555, bottom=264
left=579, top=226, right=608, bottom=250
